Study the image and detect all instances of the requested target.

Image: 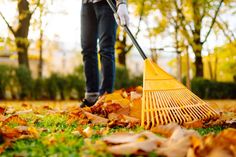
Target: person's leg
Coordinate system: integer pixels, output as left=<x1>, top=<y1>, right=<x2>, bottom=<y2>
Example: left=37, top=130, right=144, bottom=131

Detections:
left=81, top=3, right=99, bottom=105
left=94, top=1, right=117, bottom=95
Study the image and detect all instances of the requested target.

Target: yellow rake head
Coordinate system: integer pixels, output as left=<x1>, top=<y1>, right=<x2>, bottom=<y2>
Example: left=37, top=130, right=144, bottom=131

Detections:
left=141, top=59, right=219, bottom=129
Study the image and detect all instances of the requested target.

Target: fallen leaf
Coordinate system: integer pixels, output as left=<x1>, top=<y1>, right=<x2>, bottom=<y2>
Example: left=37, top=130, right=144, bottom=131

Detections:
left=157, top=136, right=191, bottom=157
left=104, top=92, right=123, bottom=102
left=0, top=125, right=21, bottom=139
left=83, top=126, right=94, bottom=138
left=130, top=91, right=142, bottom=101
left=130, top=98, right=142, bottom=120
left=183, top=120, right=204, bottom=129
left=84, top=111, right=108, bottom=125
left=151, top=123, right=180, bottom=137
left=15, top=109, right=33, bottom=115
left=3, top=115, right=27, bottom=126
left=103, top=131, right=165, bottom=144
left=104, top=131, right=165, bottom=155
left=108, top=113, right=140, bottom=128
left=0, top=107, right=5, bottom=115
left=107, top=139, right=158, bottom=155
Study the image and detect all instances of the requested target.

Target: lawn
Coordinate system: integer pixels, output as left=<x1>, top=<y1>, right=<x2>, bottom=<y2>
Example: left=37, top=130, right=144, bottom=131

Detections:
left=0, top=97, right=235, bottom=157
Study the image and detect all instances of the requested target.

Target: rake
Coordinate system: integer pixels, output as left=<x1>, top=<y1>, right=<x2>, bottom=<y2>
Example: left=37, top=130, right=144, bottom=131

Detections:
left=107, top=0, right=219, bottom=129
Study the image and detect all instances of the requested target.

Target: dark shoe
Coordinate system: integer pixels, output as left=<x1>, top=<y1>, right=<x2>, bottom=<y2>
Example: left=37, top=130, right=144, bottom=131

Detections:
left=80, top=99, right=96, bottom=108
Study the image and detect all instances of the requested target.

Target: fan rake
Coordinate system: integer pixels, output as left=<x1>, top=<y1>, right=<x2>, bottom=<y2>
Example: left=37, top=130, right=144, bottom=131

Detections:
left=141, top=59, right=219, bottom=128
left=106, top=0, right=219, bottom=129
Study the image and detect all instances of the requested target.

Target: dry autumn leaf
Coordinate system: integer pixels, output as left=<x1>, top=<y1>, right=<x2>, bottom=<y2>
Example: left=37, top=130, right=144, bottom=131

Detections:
left=0, top=107, right=5, bottom=115
left=84, top=111, right=108, bottom=125
left=3, top=115, right=27, bottom=126
left=104, top=131, right=165, bottom=155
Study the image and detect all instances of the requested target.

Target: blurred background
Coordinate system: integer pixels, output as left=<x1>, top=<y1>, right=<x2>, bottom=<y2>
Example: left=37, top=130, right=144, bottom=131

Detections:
left=0, top=0, right=236, bottom=100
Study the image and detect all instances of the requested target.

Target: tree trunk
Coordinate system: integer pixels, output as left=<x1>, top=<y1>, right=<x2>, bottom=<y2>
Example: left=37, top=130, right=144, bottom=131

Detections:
left=208, top=58, right=213, bottom=80
left=118, top=51, right=126, bottom=66
left=214, top=54, right=218, bottom=81
left=177, top=53, right=182, bottom=82
left=192, top=23, right=203, bottom=77
left=186, top=48, right=191, bottom=89
left=38, top=29, right=43, bottom=78
left=38, top=6, right=43, bottom=78
left=16, top=40, right=30, bottom=68
left=195, top=52, right=203, bottom=77
left=15, top=0, right=31, bottom=69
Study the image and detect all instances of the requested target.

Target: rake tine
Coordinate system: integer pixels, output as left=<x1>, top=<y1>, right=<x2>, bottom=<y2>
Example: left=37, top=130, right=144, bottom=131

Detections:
left=161, top=91, right=178, bottom=123
left=152, top=92, right=160, bottom=125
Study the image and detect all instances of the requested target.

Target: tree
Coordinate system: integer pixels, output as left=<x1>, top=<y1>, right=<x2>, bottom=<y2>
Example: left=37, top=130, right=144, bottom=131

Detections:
left=154, top=0, right=227, bottom=77
left=0, top=0, right=40, bottom=69
left=204, top=41, right=236, bottom=82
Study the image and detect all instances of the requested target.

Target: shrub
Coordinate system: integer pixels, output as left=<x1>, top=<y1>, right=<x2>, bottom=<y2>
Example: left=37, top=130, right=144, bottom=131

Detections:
left=67, top=74, right=85, bottom=100
left=15, top=65, right=33, bottom=99
left=45, top=74, right=61, bottom=100
left=115, top=66, right=143, bottom=90
left=0, top=65, right=13, bottom=99
left=115, top=67, right=130, bottom=89
left=32, top=78, right=47, bottom=100
left=191, top=77, right=236, bottom=99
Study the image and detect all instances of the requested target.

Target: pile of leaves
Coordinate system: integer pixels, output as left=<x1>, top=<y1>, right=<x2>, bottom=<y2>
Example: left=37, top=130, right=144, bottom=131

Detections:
left=67, top=87, right=143, bottom=128
left=0, top=87, right=236, bottom=156
left=100, top=123, right=236, bottom=156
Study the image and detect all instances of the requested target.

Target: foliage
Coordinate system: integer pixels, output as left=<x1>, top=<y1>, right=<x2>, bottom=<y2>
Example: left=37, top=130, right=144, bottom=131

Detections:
left=203, top=41, right=236, bottom=82
left=0, top=65, right=142, bottom=100
left=15, top=65, right=33, bottom=100
left=191, top=77, right=236, bottom=99
left=115, top=66, right=142, bottom=89
left=129, top=0, right=236, bottom=77
left=0, top=65, right=13, bottom=99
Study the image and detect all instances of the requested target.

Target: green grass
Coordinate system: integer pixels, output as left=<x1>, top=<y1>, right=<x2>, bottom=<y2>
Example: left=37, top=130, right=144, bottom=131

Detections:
left=195, top=125, right=224, bottom=136
left=1, top=113, right=144, bottom=157
left=0, top=100, right=232, bottom=157
left=0, top=111, right=229, bottom=156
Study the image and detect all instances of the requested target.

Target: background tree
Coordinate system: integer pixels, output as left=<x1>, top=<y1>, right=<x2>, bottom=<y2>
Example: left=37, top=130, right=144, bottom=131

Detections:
left=155, top=0, right=227, bottom=77
left=0, top=0, right=41, bottom=70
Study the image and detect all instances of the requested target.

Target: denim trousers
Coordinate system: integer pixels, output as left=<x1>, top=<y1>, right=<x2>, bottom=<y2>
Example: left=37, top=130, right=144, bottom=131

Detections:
left=81, top=1, right=117, bottom=96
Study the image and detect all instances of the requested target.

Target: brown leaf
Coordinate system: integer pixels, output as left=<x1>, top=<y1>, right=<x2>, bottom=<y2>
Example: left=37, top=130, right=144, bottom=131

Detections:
left=0, top=107, right=5, bottom=115
left=103, top=131, right=165, bottom=144
left=157, top=136, right=191, bottom=157
left=191, top=128, right=236, bottom=157
left=151, top=123, right=180, bottom=137
left=104, top=92, right=124, bottom=102
left=108, top=113, right=140, bottom=128
left=130, top=98, right=142, bottom=120
left=0, top=140, right=11, bottom=154
left=84, top=112, right=108, bottom=125
left=0, top=125, right=21, bottom=139
left=3, top=115, right=27, bottom=126
left=107, top=139, right=158, bottom=155
left=183, top=120, right=204, bottom=129
left=104, top=131, right=165, bottom=155
left=15, top=109, right=33, bottom=115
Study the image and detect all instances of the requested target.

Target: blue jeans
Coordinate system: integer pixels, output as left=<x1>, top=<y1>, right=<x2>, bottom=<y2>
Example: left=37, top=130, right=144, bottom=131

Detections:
left=81, top=1, right=117, bottom=96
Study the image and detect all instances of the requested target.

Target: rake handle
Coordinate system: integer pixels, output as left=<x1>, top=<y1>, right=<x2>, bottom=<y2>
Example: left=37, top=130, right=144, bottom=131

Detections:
left=106, top=0, right=148, bottom=60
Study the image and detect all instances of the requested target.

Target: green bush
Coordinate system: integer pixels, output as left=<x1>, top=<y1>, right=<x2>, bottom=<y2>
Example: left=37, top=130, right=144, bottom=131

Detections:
left=0, top=65, right=13, bottom=99
left=115, top=66, right=143, bottom=90
left=67, top=74, right=85, bottom=100
left=191, top=77, right=236, bottom=99
left=45, top=74, right=61, bottom=100
left=115, top=67, right=130, bottom=89
left=32, top=78, right=47, bottom=100
left=15, top=65, right=33, bottom=99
